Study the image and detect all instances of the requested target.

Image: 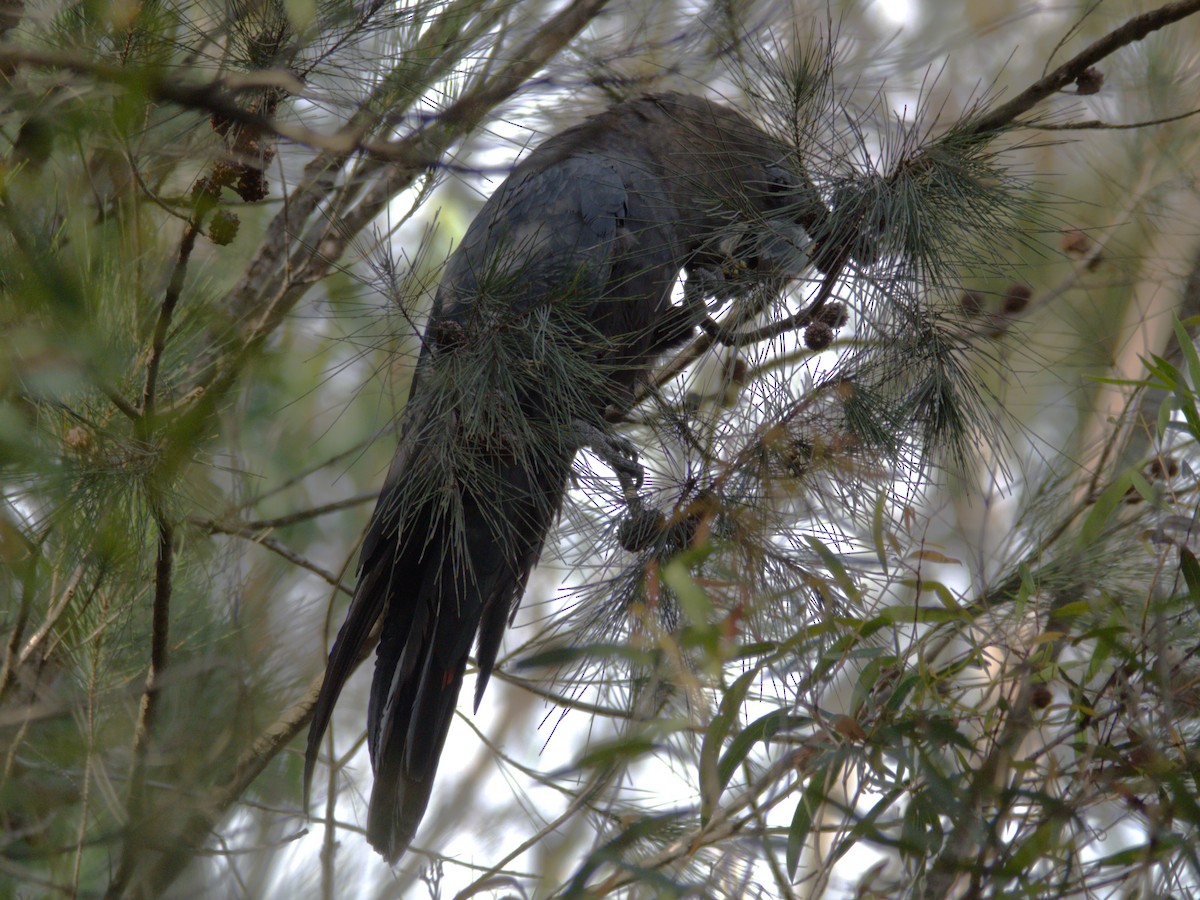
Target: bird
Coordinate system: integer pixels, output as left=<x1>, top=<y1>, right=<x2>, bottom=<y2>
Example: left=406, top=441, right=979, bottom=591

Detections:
left=304, top=91, right=834, bottom=862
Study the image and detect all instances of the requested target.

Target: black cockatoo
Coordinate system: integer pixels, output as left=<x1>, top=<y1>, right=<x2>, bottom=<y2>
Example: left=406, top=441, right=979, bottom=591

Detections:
left=304, top=92, right=834, bottom=862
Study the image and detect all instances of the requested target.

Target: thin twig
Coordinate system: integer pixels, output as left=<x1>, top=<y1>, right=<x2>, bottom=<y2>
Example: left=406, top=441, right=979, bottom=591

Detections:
left=15, top=561, right=86, bottom=669
left=187, top=517, right=353, bottom=594
left=1029, top=105, right=1200, bottom=131
left=966, top=0, right=1200, bottom=137
left=241, top=492, right=377, bottom=529
left=107, top=510, right=174, bottom=898
left=142, top=219, right=199, bottom=419
left=583, top=745, right=821, bottom=896
left=0, top=532, right=38, bottom=702
left=97, top=381, right=141, bottom=422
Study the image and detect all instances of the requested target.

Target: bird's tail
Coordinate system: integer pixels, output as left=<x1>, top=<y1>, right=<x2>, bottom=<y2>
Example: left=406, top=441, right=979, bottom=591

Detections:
left=306, top=415, right=573, bottom=862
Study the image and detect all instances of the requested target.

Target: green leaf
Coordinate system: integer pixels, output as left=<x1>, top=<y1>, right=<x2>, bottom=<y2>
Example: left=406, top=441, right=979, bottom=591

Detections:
left=872, top=491, right=889, bottom=575
left=1181, top=547, right=1200, bottom=605
left=662, top=558, right=714, bottom=629
left=661, top=558, right=720, bottom=663
left=284, top=0, right=317, bottom=29
left=1158, top=394, right=1176, bottom=441
left=1003, top=820, right=1061, bottom=874
left=1174, top=317, right=1200, bottom=392
left=1172, top=386, right=1200, bottom=439
left=885, top=671, right=921, bottom=711
left=1081, top=471, right=1133, bottom=546
left=1012, top=562, right=1034, bottom=619
left=828, top=787, right=904, bottom=864
left=1128, top=469, right=1157, bottom=505
left=807, top=535, right=860, bottom=602
left=868, top=603, right=965, bottom=628
left=716, top=711, right=812, bottom=791
left=928, top=580, right=965, bottom=611
left=1142, top=353, right=1181, bottom=389
left=562, top=812, right=685, bottom=895
left=901, top=792, right=945, bottom=856
left=517, top=643, right=657, bottom=669
left=893, top=578, right=968, bottom=615
left=1051, top=600, right=1091, bottom=619
left=907, top=548, right=961, bottom=565
left=699, top=666, right=760, bottom=824
left=1093, top=845, right=1153, bottom=867
left=556, top=735, right=659, bottom=775
left=787, top=772, right=829, bottom=878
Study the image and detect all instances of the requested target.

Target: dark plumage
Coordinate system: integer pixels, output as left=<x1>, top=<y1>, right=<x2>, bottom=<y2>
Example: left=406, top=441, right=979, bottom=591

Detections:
left=304, top=92, right=831, bottom=862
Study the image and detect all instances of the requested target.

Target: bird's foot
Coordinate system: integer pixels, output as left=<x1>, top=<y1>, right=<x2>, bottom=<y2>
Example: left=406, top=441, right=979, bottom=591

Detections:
left=571, top=419, right=644, bottom=501
left=698, top=317, right=739, bottom=346
left=685, top=265, right=730, bottom=306
left=684, top=268, right=742, bottom=347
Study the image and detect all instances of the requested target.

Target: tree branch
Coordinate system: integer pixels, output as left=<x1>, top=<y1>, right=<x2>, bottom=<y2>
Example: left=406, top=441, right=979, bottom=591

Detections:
left=141, top=219, right=199, bottom=420
left=966, top=0, right=1200, bottom=136
left=107, top=510, right=174, bottom=899
left=188, top=516, right=354, bottom=595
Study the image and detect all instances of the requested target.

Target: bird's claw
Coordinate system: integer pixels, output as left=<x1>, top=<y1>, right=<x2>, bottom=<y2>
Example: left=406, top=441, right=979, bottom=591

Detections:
left=684, top=268, right=741, bottom=346
left=571, top=419, right=645, bottom=501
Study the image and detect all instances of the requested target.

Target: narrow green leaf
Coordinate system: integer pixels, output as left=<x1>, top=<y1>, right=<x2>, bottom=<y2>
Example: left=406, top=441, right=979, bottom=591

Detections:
left=885, top=671, right=921, bottom=711
left=872, top=491, right=889, bottom=575
left=1180, top=547, right=1200, bottom=602
left=716, top=711, right=812, bottom=790
left=1173, top=386, right=1200, bottom=438
left=900, top=792, right=945, bottom=856
left=1127, top=469, right=1157, bottom=505
left=1051, top=600, right=1091, bottom=619
left=831, top=787, right=905, bottom=863
left=1081, top=471, right=1133, bottom=546
left=699, top=666, right=760, bottom=824
left=1003, top=820, right=1060, bottom=874
left=1094, top=845, right=1154, bottom=867
left=1173, top=317, right=1200, bottom=392
left=1144, top=353, right=1182, bottom=389
left=1158, top=395, right=1176, bottom=441
left=662, top=559, right=714, bottom=631
left=556, top=735, right=659, bottom=775
left=807, top=535, right=859, bottom=601
left=928, top=580, right=965, bottom=611
left=787, top=774, right=829, bottom=878
left=907, top=548, right=961, bottom=565
left=869, top=604, right=963, bottom=627
left=518, top=643, right=656, bottom=669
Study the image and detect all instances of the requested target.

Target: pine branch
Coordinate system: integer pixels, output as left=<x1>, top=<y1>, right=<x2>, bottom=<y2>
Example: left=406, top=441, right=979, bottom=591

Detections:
left=966, top=0, right=1200, bottom=136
